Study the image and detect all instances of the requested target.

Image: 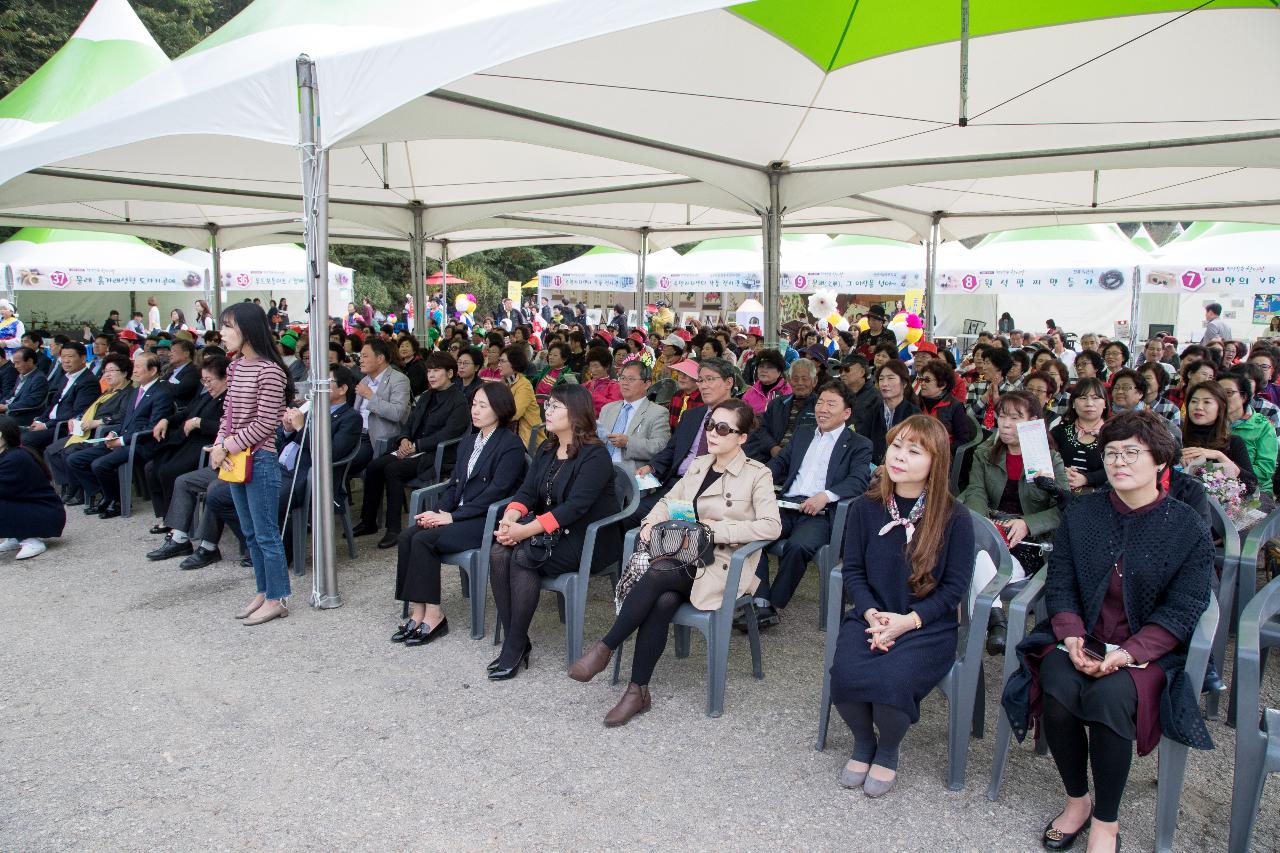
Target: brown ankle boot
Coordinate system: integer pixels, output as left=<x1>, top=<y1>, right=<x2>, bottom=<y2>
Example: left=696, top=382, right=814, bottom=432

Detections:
left=604, top=683, right=651, bottom=727
left=568, top=641, right=613, bottom=683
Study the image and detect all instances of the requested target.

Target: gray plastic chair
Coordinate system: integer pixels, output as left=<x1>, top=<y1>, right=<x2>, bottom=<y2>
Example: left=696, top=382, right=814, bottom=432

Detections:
left=987, top=577, right=1219, bottom=853
left=816, top=509, right=1012, bottom=791
left=1228, top=573, right=1280, bottom=853
left=610, top=528, right=772, bottom=717
left=1225, top=508, right=1280, bottom=722
left=527, top=423, right=545, bottom=455
left=949, top=420, right=984, bottom=496
left=288, top=446, right=360, bottom=575
left=117, top=432, right=152, bottom=518
left=765, top=496, right=854, bottom=631
left=493, top=463, right=640, bottom=666
left=1206, top=495, right=1244, bottom=718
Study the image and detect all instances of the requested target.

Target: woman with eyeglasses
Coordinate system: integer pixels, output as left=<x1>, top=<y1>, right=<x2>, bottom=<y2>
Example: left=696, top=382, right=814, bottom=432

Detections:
left=487, top=384, right=620, bottom=680
left=1002, top=410, right=1213, bottom=853
left=568, top=398, right=780, bottom=726
left=1050, top=378, right=1108, bottom=494
left=960, top=390, right=1069, bottom=654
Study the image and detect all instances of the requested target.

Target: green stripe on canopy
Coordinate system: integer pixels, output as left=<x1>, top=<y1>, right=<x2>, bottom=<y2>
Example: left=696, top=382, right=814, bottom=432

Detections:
left=0, top=39, right=167, bottom=123
left=583, top=245, right=629, bottom=255
left=731, top=0, right=1274, bottom=72
left=6, top=227, right=149, bottom=245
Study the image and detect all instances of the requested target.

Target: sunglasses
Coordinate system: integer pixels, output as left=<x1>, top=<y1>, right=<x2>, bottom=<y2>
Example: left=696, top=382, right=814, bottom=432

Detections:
left=703, top=419, right=743, bottom=436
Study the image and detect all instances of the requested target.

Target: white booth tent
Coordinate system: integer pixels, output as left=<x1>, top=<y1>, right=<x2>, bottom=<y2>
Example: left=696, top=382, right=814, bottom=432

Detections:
left=173, top=244, right=355, bottom=309
left=654, top=235, right=829, bottom=293
left=1140, top=221, right=1280, bottom=342
left=0, top=227, right=203, bottom=325
left=936, top=224, right=1150, bottom=340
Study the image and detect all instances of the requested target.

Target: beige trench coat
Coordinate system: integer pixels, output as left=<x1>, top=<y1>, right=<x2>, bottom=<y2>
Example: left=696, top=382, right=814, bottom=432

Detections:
left=642, top=449, right=782, bottom=611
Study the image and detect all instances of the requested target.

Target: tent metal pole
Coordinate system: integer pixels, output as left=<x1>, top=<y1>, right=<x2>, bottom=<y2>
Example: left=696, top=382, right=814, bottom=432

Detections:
left=958, top=0, right=970, bottom=126
left=924, top=213, right=941, bottom=337
left=439, top=239, right=450, bottom=333
left=3, top=264, right=14, bottom=308
left=208, top=226, right=223, bottom=318
left=410, top=205, right=427, bottom=348
left=636, top=228, right=649, bottom=314
left=762, top=166, right=783, bottom=349
left=298, top=54, right=340, bottom=610
left=1128, top=264, right=1142, bottom=360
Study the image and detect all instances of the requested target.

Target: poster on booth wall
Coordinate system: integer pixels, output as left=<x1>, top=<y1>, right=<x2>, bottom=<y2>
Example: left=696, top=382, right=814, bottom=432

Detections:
left=937, top=268, right=1129, bottom=294
left=13, top=265, right=202, bottom=291
left=782, top=271, right=920, bottom=293
left=1253, top=294, right=1280, bottom=324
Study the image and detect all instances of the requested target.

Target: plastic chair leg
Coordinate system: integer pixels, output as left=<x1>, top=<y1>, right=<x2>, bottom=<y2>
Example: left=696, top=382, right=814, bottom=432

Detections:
left=467, top=557, right=487, bottom=641
left=338, top=500, right=356, bottom=558
left=705, top=623, right=726, bottom=718
left=1154, top=739, right=1190, bottom=853
left=1227, top=715, right=1272, bottom=853
left=674, top=625, right=691, bottom=658
left=610, top=639, right=624, bottom=685
left=290, top=507, right=306, bottom=576
left=972, top=665, right=987, bottom=739
left=119, top=467, right=132, bottom=518
left=745, top=607, right=764, bottom=679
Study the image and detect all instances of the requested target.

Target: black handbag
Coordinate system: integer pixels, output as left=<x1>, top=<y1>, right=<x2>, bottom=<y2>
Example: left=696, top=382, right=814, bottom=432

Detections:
left=646, top=519, right=716, bottom=577
left=511, top=512, right=564, bottom=571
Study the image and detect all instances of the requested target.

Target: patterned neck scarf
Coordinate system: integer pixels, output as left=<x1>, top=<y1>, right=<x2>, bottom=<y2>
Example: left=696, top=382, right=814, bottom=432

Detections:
left=879, top=491, right=927, bottom=542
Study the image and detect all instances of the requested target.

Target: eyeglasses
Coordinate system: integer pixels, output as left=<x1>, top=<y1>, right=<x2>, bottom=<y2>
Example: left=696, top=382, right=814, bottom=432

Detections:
left=1103, top=448, right=1150, bottom=466
left=695, top=376, right=724, bottom=385
left=544, top=401, right=565, bottom=413
left=1111, top=383, right=1138, bottom=393
left=703, top=419, right=743, bottom=436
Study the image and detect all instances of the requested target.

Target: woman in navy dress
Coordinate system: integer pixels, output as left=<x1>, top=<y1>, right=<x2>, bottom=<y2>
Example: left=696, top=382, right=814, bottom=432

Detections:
left=0, top=415, right=66, bottom=560
left=830, top=414, right=974, bottom=798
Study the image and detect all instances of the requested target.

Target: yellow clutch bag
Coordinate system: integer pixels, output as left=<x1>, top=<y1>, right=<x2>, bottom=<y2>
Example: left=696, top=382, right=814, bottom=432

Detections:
left=217, top=448, right=254, bottom=483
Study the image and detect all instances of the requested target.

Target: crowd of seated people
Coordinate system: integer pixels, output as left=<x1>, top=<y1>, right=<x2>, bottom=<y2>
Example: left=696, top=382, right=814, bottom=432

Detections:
left=21, top=301, right=1274, bottom=843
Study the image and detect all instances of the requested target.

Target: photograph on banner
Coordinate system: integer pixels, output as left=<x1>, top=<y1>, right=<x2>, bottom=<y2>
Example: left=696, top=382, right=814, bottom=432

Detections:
left=1253, top=294, right=1280, bottom=324
left=507, top=281, right=523, bottom=302
left=937, top=268, right=1130, bottom=293
left=1141, top=265, right=1280, bottom=294
left=781, top=271, right=920, bottom=293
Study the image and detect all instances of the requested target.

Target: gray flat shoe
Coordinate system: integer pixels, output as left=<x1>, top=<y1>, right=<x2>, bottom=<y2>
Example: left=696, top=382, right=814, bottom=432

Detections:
left=838, top=763, right=868, bottom=789
left=863, top=772, right=897, bottom=798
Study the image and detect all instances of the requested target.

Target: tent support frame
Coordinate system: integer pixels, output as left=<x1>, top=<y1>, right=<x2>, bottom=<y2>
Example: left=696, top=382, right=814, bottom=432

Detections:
left=411, top=204, right=427, bottom=347
left=762, top=164, right=784, bottom=348
left=925, top=213, right=942, bottom=336
left=636, top=227, right=649, bottom=312
left=208, top=225, right=222, bottom=317
left=298, top=55, right=340, bottom=610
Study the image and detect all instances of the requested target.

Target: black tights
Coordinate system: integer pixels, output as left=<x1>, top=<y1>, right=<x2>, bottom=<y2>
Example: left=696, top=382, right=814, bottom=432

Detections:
left=1042, top=693, right=1134, bottom=823
left=602, top=568, right=694, bottom=686
left=834, top=701, right=912, bottom=771
left=489, top=544, right=546, bottom=668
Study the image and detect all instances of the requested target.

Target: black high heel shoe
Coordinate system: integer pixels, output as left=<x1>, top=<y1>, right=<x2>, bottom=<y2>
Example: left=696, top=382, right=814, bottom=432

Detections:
left=488, top=641, right=531, bottom=673
left=488, top=643, right=532, bottom=680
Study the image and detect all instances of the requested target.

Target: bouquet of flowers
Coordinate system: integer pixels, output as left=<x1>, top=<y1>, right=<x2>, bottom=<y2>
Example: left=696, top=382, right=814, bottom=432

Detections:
left=1199, top=466, right=1246, bottom=522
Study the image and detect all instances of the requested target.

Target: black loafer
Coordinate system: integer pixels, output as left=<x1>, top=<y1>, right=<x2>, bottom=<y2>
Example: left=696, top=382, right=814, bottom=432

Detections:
left=1041, top=813, right=1091, bottom=850
left=404, top=618, right=449, bottom=647
left=350, top=522, right=378, bottom=537
left=149, top=524, right=172, bottom=535
left=240, top=553, right=252, bottom=568
left=147, top=537, right=194, bottom=561
left=391, top=619, right=420, bottom=643
left=63, top=492, right=84, bottom=507
left=83, top=499, right=103, bottom=515
left=97, top=501, right=121, bottom=519
left=179, top=546, right=222, bottom=570
left=376, top=531, right=400, bottom=549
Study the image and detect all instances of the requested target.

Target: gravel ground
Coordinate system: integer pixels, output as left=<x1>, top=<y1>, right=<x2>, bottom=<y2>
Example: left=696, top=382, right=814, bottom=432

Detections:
left=2, top=508, right=1278, bottom=852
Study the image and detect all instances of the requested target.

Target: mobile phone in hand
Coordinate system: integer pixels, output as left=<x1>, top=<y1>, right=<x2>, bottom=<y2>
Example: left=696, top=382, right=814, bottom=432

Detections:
left=1082, top=634, right=1108, bottom=661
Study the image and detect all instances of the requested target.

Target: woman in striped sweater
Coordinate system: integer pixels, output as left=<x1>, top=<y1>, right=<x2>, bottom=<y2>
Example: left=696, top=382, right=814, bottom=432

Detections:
left=211, top=303, right=294, bottom=626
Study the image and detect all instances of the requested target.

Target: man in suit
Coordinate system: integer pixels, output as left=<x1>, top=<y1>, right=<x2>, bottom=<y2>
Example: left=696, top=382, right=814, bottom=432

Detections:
left=744, top=358, right=819, bottom=462
left=0, top=349, right=15, bottom=400
left=22, top=342, right=99, bottom=454
left=43, top=335, right=69, bottom=385
left=88, top=333, right=112, bottom=378
left=630, top=358, right=736, bottom=525
left=597, top=360, right=670, bottom=478
left=20, top=332, right=54, bottom=377
left=348, top=337, right=411, bottom=479
left=162, top=338, right=201, bottom=414
left=67, top=352, right=173, bottom=518
left=353, top=352, right=470, bottom=548
left=0, top=347, right=49, bottom=426
left=750, top=381, right=873, bottom=628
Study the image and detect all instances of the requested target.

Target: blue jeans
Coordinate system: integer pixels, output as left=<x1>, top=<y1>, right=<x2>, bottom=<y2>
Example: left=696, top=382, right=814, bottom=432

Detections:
left=229, top=450, right=290, bottom=600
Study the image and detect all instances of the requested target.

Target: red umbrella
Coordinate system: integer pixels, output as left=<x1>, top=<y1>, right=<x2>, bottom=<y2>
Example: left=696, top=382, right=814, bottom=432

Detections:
left=424, top=272, right=468, bottom=286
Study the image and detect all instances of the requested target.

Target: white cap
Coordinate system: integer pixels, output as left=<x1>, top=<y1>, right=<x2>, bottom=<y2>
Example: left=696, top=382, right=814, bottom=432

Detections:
left=0, top=299, right=12, bottom=311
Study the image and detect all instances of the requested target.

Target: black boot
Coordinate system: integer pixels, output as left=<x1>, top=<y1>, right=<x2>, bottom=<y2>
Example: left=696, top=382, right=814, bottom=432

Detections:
left=986, top=608, right=1008, bottom=656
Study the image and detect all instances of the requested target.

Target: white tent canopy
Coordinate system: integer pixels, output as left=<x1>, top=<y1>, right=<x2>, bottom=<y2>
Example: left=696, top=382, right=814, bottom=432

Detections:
left=1, top=227, right=200, bottom=291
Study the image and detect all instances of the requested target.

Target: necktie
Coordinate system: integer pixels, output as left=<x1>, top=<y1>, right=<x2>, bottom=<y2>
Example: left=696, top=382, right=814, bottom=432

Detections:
left=135, top=387, right=145, bottom=407
left=695, top=410, right=710, bottom=456
left=608, top=402, right=632, bottom=461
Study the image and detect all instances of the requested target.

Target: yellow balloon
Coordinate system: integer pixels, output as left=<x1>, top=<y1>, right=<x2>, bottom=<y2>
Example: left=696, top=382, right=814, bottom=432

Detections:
left=856, top=317, right=870, bottom=332
left=904, top=326, right=924, bottom=345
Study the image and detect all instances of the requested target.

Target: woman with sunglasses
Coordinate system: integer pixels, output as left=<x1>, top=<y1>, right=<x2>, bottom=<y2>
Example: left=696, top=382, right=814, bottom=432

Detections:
left=487, top=385, right=620, bottom=680
left=1002, top=411, right=1213, bottom=853
left=568, top=398, right=781, bottom=726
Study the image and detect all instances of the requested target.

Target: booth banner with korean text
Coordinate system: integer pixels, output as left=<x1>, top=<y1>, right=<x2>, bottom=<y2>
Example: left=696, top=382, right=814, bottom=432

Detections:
left=10, top=265, right=202, bottom=291
left=540, top=272, right=635, bottom=292
left=936, top=268, right=1133, bottom=294
left=648, top=272, right=760, bottom=293
left=222, top=268, right=351, bottom=291
left=781, top=271, right=921, bottom=293
left=1140, top=265, right=1280, bottom=295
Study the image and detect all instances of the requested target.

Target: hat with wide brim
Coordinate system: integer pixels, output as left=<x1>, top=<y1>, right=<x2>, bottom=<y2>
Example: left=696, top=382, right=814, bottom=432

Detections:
left=671, top=359, right=701, bottom=380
